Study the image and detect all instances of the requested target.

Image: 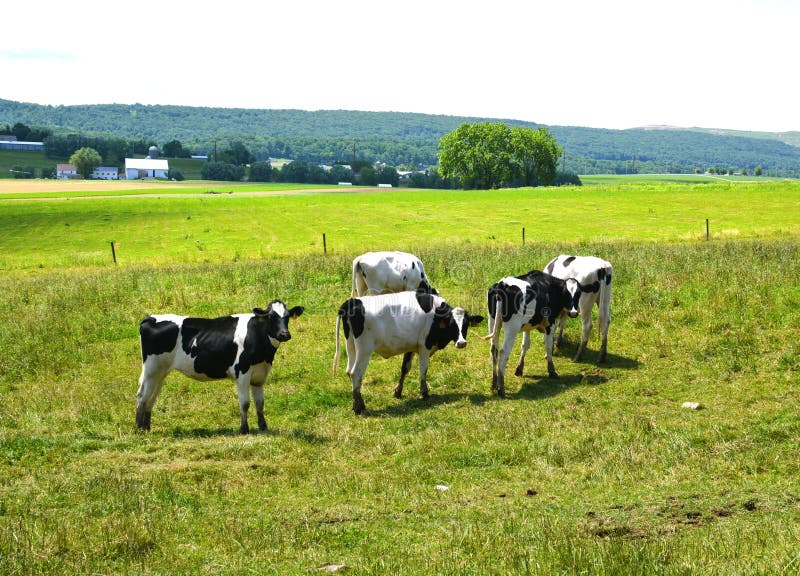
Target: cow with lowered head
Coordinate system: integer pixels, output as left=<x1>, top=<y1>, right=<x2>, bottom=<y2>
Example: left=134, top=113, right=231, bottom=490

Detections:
left=483, top=271, right=577, bottom=397
left=351, top=251, right=436, bottom=296
left=136, top=300, right=303, bottom=434
left=333, top=291, right=482, bottom=414
left=544, top=254, right=613, bottom=363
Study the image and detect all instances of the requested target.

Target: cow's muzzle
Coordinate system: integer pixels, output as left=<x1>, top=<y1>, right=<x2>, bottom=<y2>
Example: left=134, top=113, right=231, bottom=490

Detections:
left=569, top=310, right=579, bottom=319
left=277, top=332, right=292, bottom=342
left=456, top=341, right=467, bottom=349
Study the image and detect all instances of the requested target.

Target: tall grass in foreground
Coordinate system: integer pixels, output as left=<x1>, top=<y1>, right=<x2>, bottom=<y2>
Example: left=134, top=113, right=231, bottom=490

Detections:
left=1, top=239, right=799, bottom=575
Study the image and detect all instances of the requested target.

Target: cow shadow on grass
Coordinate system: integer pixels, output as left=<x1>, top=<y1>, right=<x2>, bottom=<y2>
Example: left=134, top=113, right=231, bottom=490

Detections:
left=169, top=425, right=327, bottom=444
left=365, top=391, right=477, bottom=418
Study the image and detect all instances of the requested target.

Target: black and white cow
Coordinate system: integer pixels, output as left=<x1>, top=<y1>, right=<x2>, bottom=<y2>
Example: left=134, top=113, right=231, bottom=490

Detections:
left=484, top=271, right=577, bottom=397
left=544, top=255, right=613, bottom=363
left=351, top=251, right=435, bottom=296
left=333, top=291, right=483, bottom=414
left=136, top=300, right=304, bottom=434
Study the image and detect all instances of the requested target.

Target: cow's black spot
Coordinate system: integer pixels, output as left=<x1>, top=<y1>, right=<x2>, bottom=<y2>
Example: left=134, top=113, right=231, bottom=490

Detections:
left=563, top=256, right=577, bottom=267
left=338, top=299, right=365, bottom=340
left=606, top=271, right=613, bottom=286
left=237, top=315, right=279, bottom=377
left=597, top=268, right=606, bottom=281
left=180, top=316, right=239, bottom=379
left=517, top=270, right=571, bottom=329
left=581, top=281, right=601, bottom=293
left=139, top=316, right=179, bottom=362
left=425, top=302, right=457, bottom=350
left=415, top=291, right=435, bottom=313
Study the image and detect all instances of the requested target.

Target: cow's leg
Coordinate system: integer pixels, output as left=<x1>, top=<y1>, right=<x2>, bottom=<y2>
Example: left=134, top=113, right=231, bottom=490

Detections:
left=394, top=352, right=414, bottom=398
left=135, top=363, right=167, bottom=431
left=236, top=376, right=252, bottom=434
left=251, top=382, right=267, bottom=432
left=573, top=299, right=594, bottom=362
left=555, top=314, right=568, bottom=348
left=495, top=327, right=519, bottom=397
left=490, top=341, right=499, bottom=392
left=417, top=350, right=431, bottom=399
left=514, top=331, right=531, bottom=377
left=350, top=351, right=371, bottom=415
left=544, top=328, right=559, bottom=378
left=597, top=300, right=611, bottom=364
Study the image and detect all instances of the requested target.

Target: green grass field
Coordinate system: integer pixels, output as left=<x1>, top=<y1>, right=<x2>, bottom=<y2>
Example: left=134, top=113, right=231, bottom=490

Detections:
left=1, top=180, right=799, bottom=574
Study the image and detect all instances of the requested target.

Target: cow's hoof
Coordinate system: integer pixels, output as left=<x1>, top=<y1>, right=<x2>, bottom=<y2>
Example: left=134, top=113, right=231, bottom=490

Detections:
left=353, top=396, right=366, bottom=415
left=514, top=365, right=524, bottom=377
left=497, top=388, right=506, bottom=399
left=239, top=425, right=250, bottom=435
left=597, top=351, right=607, bottom=364
left=548, top=371, right=560, bottom=379
left=393, top=387, right=403, bottom=399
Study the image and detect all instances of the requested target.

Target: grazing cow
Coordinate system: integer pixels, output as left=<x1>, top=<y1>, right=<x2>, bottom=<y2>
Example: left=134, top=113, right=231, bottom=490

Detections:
left=351, top=251, right=435, bottom=296
left=484, top=271, right=576, bottom=397
left=136, top=300, right=304, bottom=434
left=544, top=255, right=613, bottom=363
left=333, top=291, right=483, bottom=414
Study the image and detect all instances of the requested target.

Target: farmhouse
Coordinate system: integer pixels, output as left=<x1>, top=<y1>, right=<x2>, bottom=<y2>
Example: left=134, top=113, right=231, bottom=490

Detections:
left=56, top=163, right=79, bottom=179
left=124, top=158, right=169, bottom=180
left=92, top=166, right=119, bottom=180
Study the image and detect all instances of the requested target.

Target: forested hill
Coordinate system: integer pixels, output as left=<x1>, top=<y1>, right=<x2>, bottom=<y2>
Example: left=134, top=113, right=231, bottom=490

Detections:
left=2, top=98, right=799, bottom=176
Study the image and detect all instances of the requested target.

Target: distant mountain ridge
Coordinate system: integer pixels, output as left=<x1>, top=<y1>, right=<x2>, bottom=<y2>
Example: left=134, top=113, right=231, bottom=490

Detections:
left=1, top=99, right=798, bottom=176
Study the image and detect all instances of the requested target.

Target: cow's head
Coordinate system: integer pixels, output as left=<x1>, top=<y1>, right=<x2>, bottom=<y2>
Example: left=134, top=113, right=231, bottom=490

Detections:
left=564, top=278, right=581, bottom=318
left=253, top=300, right=304, bottom=343
left=426, top=302, right=483, bottom=350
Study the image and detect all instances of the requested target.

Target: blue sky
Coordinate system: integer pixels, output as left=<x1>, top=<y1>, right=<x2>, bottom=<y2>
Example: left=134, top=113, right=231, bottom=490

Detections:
left=3, top=0, right=798, bottom=132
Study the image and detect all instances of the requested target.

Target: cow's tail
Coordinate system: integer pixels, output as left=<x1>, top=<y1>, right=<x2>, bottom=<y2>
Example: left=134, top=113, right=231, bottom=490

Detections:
left=480, top=290, right=503, bottom=343
left=333, top=311, right=342, bottom=377
left=351, top=258, right=361, bottom=297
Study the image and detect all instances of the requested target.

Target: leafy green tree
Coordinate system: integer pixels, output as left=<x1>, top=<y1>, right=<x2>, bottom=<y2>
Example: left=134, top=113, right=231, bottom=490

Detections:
left=509, top=126, right=562, bottom=186
left=219, top=141, right=255, bottom=166
left=167, top=168, right=185, bottom=181
left=279, top=160, right=309, bottom=183
left=358, top=166, right=377, bottom=186
left=330, top=164, right=353, bottom=183
left=249, top=161, right=273, bottom=182
left=163, top=140, right=189, bottom=158
left=754, top=165, right=763, bottom=176
left=438, top=122, right=561, bottom=189
left=11, top=122, right=31, bottom=141
left=377, top=166, right=399, bottom=186
left=201, top=161, right=244, bottom=181
left=69, top=147, right=102, bottom=178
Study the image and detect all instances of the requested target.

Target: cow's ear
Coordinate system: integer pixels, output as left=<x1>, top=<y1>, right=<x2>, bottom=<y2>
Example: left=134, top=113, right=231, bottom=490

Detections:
left=289, top=306, right=304, bottom=318
left=253, top=307, right=267, bottom=316
left=468, top=315, right=484, bottom=326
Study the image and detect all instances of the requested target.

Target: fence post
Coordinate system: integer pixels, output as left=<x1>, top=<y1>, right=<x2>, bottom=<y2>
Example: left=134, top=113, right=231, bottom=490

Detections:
left=110, top=241, right=117, bottom=264
left=323, top=233, right=327, bottom=256
left=706, top=219, right=709, bottom=241
left=522, top=227, right=525, bottom=246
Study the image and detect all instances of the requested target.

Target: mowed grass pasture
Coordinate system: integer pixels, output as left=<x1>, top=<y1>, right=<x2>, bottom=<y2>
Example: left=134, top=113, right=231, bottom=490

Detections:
left=1, top=179, right=799, bottom=575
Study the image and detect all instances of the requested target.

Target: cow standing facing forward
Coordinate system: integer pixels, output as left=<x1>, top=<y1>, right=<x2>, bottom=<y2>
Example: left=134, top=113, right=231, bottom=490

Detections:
left=334, top=291, right=483, bottom=414
left=136, top=300, right=304, bottom=433
left=544, top=255, right=613, bottom=362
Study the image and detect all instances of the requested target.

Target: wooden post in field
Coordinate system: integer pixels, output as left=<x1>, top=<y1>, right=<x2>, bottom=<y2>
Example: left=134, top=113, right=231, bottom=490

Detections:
left=323, top=233, right=327, bottom=256
left=522, top=227, right=525, bottom=246
left=110, top=241, right=117, bottom=264
left=706, top=219, right=710, bottom=241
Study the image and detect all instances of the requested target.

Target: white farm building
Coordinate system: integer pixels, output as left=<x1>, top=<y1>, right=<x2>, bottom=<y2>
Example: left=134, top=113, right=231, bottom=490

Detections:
left=124, top=158, right=169, bottom=180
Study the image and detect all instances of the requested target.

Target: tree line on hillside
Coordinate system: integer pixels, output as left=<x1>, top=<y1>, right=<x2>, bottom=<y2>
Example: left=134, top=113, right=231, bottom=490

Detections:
left=3, top=99, right=799, bottom=176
